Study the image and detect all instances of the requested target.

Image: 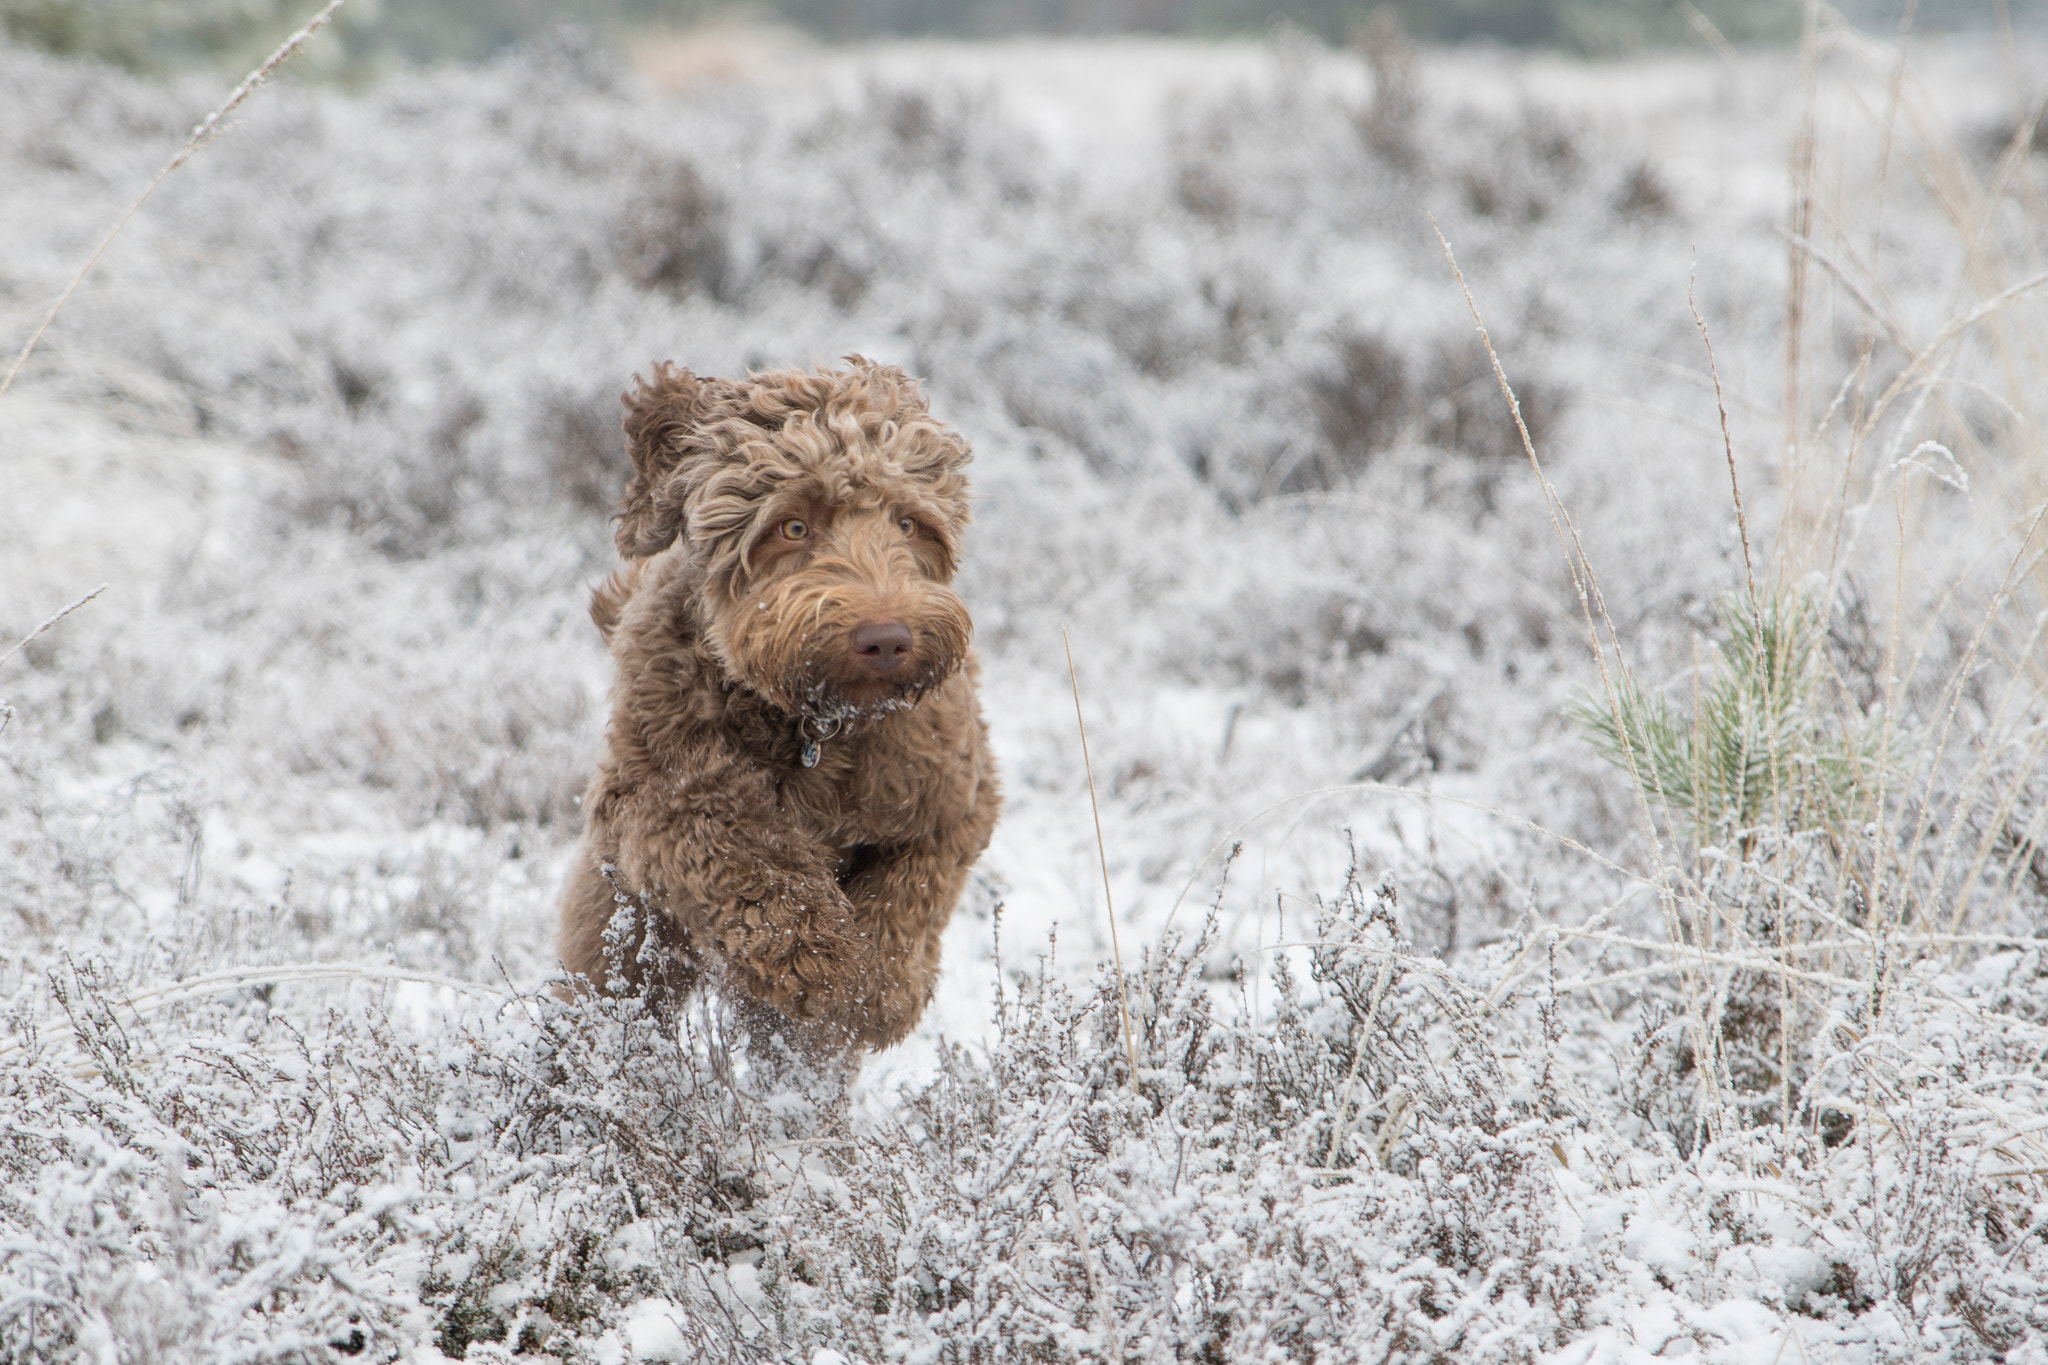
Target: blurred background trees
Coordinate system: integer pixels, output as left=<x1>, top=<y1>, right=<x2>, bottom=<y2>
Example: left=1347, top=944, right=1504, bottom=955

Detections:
left=0, top=0, right=2015, bottom=76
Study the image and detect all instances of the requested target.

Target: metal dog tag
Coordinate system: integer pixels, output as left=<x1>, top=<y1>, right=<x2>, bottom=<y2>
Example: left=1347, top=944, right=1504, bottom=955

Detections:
left=800, top=737, right=821, bottom=768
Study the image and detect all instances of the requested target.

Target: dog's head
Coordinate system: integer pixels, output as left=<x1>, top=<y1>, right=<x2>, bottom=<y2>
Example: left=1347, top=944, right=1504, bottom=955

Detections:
left=614, top=358, right=975, bottom=722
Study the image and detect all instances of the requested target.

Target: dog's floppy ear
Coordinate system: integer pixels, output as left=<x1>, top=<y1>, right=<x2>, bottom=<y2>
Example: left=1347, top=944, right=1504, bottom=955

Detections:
left=616, top=363, right=720, bottom=559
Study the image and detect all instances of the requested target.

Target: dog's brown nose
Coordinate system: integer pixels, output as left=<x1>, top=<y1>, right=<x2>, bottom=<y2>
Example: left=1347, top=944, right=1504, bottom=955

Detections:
left=850, top=619, right=913, bottom=672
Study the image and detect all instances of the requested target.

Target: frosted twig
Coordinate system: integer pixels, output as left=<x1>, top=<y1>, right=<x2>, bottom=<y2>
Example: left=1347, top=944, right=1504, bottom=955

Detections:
left=0, top=0, right=344, bottom=400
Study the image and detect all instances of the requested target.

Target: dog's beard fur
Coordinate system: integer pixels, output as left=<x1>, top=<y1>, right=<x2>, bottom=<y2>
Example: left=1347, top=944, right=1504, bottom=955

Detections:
left=713, top=561, right=972, bottom=724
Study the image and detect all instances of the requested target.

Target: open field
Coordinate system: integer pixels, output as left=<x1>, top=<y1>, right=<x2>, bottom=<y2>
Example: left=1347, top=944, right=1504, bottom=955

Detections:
left=4, top=17, right=2048, bottom=1361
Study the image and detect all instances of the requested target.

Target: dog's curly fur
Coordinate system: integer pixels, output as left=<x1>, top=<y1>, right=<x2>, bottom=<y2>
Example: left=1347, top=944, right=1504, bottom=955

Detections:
left=557, top=358, right=1001, bottom=1053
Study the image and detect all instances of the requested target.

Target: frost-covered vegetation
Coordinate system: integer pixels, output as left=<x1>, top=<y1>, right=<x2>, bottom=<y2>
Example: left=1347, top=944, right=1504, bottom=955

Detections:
left=6, top=16, right=2048, bottom=1362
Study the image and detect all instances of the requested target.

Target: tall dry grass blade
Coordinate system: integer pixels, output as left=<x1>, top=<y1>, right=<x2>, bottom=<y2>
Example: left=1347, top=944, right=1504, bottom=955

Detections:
left=1689, top=272, right=1759, bottom=613
left=1780, top=0, right=1822, bottom=567
left=1867, top=0, right=1917, bottom=281
left=1430, top=223, right=1626, bottom=726
left=0, top=583, right=106, bottom=737
left=1064, top=628, right=1140, bottom=1088
left=0, top=584, right=106, bottom=671
left=1777, top=229, right=1914, bottom=355
left=1432, top=223, right=1675, bottom=874
left=0, top=0, right=344, bottom=401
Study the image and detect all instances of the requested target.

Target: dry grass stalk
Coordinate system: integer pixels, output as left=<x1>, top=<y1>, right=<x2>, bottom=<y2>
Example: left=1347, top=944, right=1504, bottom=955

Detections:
left=0, top=584, right=105, bottom=672
left=0, top=0, right=344, bottom=401
left=0, top=584, right=106, bottom=740
left=1064, top=628, right=1140, bottom=1088
left=1781, top=0, right=1821, bottom=543
left=1690, top=273, right=1758, bottom=613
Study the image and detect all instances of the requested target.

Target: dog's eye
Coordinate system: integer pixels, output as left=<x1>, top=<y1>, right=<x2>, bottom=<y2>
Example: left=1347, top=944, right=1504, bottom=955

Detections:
left=898, top=517, right=916, bottom=536
left=780, top=518, right=809, bottom=541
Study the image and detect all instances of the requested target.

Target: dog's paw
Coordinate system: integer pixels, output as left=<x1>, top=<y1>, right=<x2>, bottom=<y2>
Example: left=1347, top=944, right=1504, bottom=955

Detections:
left=712, top=873, right=870, bottom=1021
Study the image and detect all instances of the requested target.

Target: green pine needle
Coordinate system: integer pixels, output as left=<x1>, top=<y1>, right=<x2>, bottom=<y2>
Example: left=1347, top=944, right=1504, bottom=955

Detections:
left=1572, top=591, right=1892, bottom=844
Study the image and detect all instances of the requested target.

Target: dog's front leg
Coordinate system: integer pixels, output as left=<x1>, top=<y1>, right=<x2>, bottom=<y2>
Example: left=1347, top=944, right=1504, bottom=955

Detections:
left=833, top=834, right=989, bottom=1048
left=601, top=771, right=868, bottom=1038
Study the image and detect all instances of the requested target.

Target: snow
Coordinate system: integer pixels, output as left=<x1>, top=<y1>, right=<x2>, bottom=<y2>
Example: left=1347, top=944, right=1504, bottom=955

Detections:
left=588, top=1300, right=693, bottom=1364
left=5, top=16, right=2048, bottom=1364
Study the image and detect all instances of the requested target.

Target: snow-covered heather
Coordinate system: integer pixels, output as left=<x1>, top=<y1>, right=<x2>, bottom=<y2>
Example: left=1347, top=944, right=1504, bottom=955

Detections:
left=4, top=18, right=2048, bottom=1362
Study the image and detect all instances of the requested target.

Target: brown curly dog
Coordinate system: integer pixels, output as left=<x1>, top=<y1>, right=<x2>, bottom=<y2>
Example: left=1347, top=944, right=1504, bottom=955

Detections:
left=556, top=358, right=1001, bottom=1055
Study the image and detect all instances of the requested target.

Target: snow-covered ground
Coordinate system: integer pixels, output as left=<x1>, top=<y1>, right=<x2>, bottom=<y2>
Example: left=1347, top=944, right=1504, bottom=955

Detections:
left=5, top=18, right=2048, bottom=1362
